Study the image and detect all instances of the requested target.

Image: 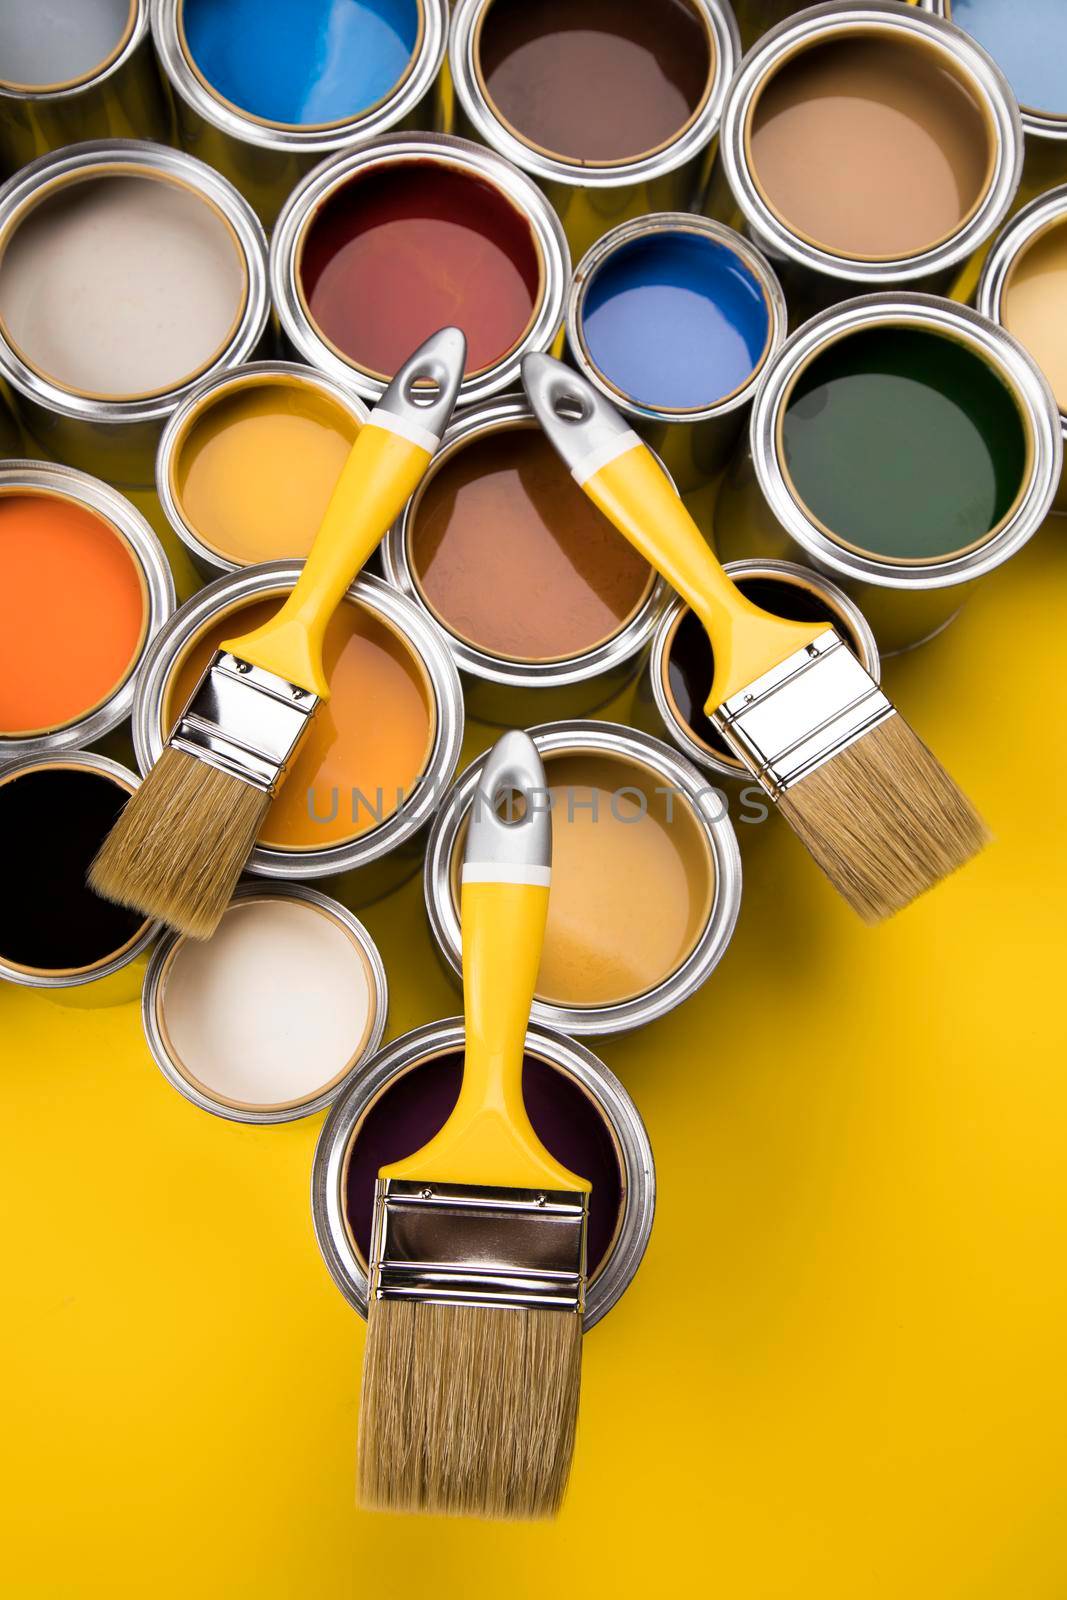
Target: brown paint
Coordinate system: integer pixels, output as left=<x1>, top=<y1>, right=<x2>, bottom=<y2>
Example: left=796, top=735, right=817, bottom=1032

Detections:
left=476, top=0, right=714, bottom=166
left=408, top=424, right=654, bottom=662
left=748, top=34, right=993, bottom=260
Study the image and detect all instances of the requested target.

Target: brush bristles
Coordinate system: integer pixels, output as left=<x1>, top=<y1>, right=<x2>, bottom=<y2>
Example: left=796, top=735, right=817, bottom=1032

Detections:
left=777, top=712, right=989, bottom=923
left=88, top=747, right=271, bottom=940
left=358, top=1299, right=582, bottom=1520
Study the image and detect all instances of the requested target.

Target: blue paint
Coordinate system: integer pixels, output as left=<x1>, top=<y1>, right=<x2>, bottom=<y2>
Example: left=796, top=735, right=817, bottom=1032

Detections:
left=181, top=0, right=420, bottom=126
left=579, top=232, right=770, bottom=412
left=951, top=0, right=1067, bottom=116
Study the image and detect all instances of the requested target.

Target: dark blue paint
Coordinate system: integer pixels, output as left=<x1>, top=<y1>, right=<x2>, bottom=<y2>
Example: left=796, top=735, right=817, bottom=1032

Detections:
left=182, top=0, right=420, bottom=126
left=579, top=232, right=770, bottom=412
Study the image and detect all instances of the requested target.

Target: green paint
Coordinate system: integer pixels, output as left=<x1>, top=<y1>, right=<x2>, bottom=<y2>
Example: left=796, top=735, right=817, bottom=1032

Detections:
left=781, top=326, right=1028, bottom=562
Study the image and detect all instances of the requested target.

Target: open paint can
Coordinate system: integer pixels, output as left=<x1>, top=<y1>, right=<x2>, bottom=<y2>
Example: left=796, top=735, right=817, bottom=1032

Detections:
left=634, top=558, right=880, bottom=781
left=978, top=186, right=1067, bottom=514
left=151, top=0, right=448, bottom=225
left=271, top=131, right=568, bottom=409
left=425, top=721, right=741, bottom=1036
left=312, top=1017, right=655, bottom=1328
left=156, top=361, right=370, bottom=578
left=380, top=396, right=670, bottom=723
left=131, top=563, right=464, bottom=905
left=0, top=0, right=169, bottom=173
left=718, top=1, right=1021, bottom=304
left=566, top=214, right=787, bottom=489
left=0, top=139, right=269, bottom=484
left=141, top=883, right=388, bottom=1125
left=0, top=461, right=174, bottom=761
left=921, top=0, right=1067, bottom=194
left=716, top=293, right=1062, bottom=652
left=449, top=0, right=739, bottom=261
left=0, top=750, right=157, bottom=1003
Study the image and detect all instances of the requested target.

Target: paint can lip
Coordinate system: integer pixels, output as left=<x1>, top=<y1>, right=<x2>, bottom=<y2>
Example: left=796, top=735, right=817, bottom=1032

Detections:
left=0, top=460, right=175, bottom=762
left=152, top=0, right=447, bottom=150
left=0, top=139, right=270, bottom=426
left=449, top=0, right=740, bottom=188
left=131, top=561, right=465, bottom=881
left=720, top=0, right=1023, bottom=283
left=155, top=360, right=371, bottom=577
left=270, top=132, right=570, bottom=407
left=917, top=0, right=1067, bottom=142
left=565, top=213, right=788, bottom=423
left=649, top=562, right=881, bottom=779
left=380, top=395, right=671, bottom=687
left=978, top=183, right=1067, bottom=437
left=0, top=0, right=145, bottom=99
left=750, top=291, right=1063, bottom=590
left=424, top=720, right=743, bottom=1037
left=141, top=881, right=389, bottom=1125
left=311, top=1016, right=656, bottom=1329
left=0, top=750, right=159, bottom=988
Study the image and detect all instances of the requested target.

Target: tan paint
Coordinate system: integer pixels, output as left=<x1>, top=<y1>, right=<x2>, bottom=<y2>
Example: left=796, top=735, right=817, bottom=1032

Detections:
left=1003, top=216, right=1067, bottom=413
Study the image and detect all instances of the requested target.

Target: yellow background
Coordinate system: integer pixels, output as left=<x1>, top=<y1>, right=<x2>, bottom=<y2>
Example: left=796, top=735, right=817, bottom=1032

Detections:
left=2, top=481, right=1066, bottom=1597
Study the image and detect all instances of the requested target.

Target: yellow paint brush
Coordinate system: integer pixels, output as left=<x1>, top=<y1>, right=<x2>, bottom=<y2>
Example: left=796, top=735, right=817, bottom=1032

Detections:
left=523, top=353, right=987, bottom=922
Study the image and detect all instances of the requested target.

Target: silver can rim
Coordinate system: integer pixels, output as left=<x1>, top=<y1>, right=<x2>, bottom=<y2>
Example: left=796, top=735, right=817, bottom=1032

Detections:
left=720, top=0, right=1023, bottom=283
left=649, top=559, right=882, bottom=778
left=424, top=719, right=743, bottom=1036
left=311, top=1016, right=656, bottom=1329
left=141, top=880, right=389, bottom=1125
left=132, top=561, right=465, bottom=879
left=917, top=0, right=1067, bottom=143
left=155, top=360, right=371, bottom=578
left=749, top=291, right=1063, bottom=590
left=566, top=213, right=789, bottom=424
left=0, top=460, right=176, bottom=761
left=977, top=183, right=1067, bottom=445
left=449, top=0, right=740, bottom=189
left=380, top=394, right=672, bottom=688
left=269, top=131, right=571, bottom=406
left=0, top=749, right=159, bottom=988
left=0, top=0, right=149, bottom=102
left=150, top=0, right=448, bottom=153
left=0, top=138, right=270, bottom=425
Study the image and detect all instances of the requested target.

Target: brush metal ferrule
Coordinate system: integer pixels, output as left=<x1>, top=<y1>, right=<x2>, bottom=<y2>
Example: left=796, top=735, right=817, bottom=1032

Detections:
left=170, top=650, right=320, bottom=794
left=713, top=629, right=894, bottom=796
left=368, top=1177, right=588, bottom=1315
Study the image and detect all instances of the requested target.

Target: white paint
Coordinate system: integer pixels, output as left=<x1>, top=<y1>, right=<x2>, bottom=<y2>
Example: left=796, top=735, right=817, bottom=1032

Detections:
left=0, top=173, right=246, bottom=399
left=0, top=0, right=132, bottom=88
left=161, top=897, right=374, bottom=1109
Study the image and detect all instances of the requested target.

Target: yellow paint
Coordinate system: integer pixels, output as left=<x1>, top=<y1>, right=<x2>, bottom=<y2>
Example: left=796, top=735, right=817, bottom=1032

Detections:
left=173, top=377, right=360, bottom=566
left=2, top=517, right=1067, bottom=1598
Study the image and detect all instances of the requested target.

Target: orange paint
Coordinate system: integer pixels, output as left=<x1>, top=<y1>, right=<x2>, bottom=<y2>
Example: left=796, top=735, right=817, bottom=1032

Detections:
left=164, top=592, right=435, bottom=850
left=0, top=490, right=147, bottom=737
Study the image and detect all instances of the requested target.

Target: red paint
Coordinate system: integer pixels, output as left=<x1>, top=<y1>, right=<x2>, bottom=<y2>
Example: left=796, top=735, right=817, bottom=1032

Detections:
left=298, top=160, right=542, bottom=377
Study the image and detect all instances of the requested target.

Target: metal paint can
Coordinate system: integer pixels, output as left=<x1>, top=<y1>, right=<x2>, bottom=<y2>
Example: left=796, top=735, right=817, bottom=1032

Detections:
left=715, top=293, right=1062, bottom=652
left=141, top=882, right=389, bottom=1125
left=566, top=214, right=787, bottom=490
left=0, top=139, right=269, bottom=485
left=424, top=720, right=742, bottom=1036
left=0, top=460, right=174, bottom=763
left=633, top=558, right=880, bottom=780
left=0, top=750, right=158, bottom=1004
left=150, top=0, right=449, bottom=225
left=131, top=563, right=465, bottom=906
left=977, top=186, right=1067, bottom=515
left=717, top=1, right=1022, bottom=306
left=449, top=0, right=740, bottom=262
left=312, top=1016, right=656, bottom=1329
left=380, top=395, right=671, bottom=724
left=156, top=360, right=370, bottom=580
left=0, top=0, right=170, bottom=173
left=270, top=131, right=569, bottom=410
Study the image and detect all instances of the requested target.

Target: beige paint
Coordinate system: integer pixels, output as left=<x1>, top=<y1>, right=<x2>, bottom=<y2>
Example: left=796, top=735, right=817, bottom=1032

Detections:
left=1003, top=218, right=1067, bottom=413
left=0, top=170, right=247, bottom=400
left=748, top=33, right=993, bottom=261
